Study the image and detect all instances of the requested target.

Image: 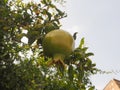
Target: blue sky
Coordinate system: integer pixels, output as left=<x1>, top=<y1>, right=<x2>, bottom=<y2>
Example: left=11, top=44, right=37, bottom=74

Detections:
left=61, top=0, right=120, bottom=89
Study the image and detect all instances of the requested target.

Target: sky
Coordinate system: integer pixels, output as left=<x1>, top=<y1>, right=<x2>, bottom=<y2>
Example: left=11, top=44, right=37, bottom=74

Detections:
left=60, top=0, right=120, bottom=89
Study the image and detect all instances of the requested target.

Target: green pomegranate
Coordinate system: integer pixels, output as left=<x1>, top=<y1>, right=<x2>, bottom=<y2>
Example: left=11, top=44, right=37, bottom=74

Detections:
left=42, top=29, right=74, bottom=61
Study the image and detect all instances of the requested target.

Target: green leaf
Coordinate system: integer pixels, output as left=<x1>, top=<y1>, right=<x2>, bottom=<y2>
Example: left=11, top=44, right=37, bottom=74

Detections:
left=82, top=47, right=88, bottom=52
left=68, top=65, right=74, bottom=81
left=88, top=86, right=95, bottom=90
left=27, top=31, right=40, bottom=45
left=85, top=52, right=94, bottom=57
left=78, top=70, right=84, bottom=82
left=3, top=26, right=10, bottom=30
left=46, top=11, right=51, bottom=21
left=86, top=59, right=92, bottom=67
left=79, top=37, right=84, bottom=48
left=56, top=8, right=64, bottom=16
left=92, top=63, right=96, bottom=67
left=53, top=22, right=59, bottom=29
left=37, top=16, right=44, bottom=20
left=50, top=4, right=56, bottom=8
left=4, top=0, right=8, bottom=4
left=42, top=9, right=47, bottom=15
left=41, top=0, right=47, bottom=5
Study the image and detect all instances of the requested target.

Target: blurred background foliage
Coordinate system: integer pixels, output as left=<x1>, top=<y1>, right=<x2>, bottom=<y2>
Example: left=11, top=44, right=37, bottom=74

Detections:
left=0, top=0, right=98, bottom=89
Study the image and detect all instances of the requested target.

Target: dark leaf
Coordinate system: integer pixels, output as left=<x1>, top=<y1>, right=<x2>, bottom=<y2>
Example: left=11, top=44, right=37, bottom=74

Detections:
left=50, top=4, right=56, bottom=8
left=82, top=47, right=88, bottom=52
left=68, top=65, right=74, bottom=81
left=46, top=11, right=51, bottom=21
left=86, top=59, right=92, bottom=67
left=85, top=52, right=94, bottom=57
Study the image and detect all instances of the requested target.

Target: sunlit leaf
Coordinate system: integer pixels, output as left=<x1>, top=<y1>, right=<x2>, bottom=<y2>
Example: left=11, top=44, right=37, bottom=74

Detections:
left=79, top=37, right=84, bottom=48
left=4, top=0, right=8, bottom=4
left=88, top=86, right=95, bottom=90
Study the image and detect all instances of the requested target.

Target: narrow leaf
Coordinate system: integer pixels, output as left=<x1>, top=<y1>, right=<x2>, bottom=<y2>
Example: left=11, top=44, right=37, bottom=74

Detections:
left=85, top=52, right=94, bottom=57
left=79, top=37, right=84, bottom=48
left=68, top=65, right=74, bottom=81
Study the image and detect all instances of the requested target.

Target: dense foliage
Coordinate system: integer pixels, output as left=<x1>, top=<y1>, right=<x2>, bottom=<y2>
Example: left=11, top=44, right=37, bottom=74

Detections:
left=0, top=0, right=98, bottom=90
